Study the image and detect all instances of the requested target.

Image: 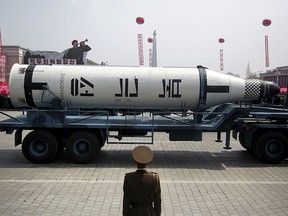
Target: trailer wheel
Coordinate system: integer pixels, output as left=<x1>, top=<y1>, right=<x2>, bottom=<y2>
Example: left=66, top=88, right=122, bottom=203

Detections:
left=66, top=131, right=101, bottom=164
left=255, top=131, right=287, bottom=163
left=238, top=132, right=247, bottom=149
left=22, top=130, right=58, bottom=164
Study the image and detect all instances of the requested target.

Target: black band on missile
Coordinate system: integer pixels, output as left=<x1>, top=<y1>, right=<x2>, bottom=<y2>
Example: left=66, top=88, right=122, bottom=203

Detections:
left=196, top=66, right=207, bottom=111
left=24, top=65, right=37, bottom=108
left=24, top=65, right=48, bottom=108
left=207, top=86, right=229, bottom=93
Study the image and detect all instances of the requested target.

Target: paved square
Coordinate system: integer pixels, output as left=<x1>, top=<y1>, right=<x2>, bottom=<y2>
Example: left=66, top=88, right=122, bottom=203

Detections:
left=0, top=126, right=287, bottom=215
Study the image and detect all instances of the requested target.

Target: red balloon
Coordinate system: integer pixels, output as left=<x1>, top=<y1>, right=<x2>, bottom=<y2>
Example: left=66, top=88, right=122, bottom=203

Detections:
left=148, top=38, right=153, bottom=43
left=136, top=17, right=145, bottom=25
left=218, top=38, right=225, bottom=43
left=262, top=19, right=271, bottom=26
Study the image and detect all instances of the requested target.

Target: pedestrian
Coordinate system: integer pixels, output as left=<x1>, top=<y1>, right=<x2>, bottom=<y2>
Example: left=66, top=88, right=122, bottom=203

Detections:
left=123, top=146, right=161, bottom=216
left=63, top=39, right=91, bottom=65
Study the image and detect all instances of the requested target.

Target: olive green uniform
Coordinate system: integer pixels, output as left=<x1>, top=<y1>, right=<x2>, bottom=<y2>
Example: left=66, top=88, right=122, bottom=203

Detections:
left=123, top=170, right=161, bottom=216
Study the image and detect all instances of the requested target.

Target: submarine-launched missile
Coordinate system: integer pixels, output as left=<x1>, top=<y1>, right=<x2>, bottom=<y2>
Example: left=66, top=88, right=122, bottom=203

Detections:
left=9, top=64, right=280, bottom=110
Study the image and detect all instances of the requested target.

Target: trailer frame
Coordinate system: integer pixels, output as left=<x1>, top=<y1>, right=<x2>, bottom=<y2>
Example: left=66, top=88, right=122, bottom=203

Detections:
left=0, top=102, right=287, bottom=164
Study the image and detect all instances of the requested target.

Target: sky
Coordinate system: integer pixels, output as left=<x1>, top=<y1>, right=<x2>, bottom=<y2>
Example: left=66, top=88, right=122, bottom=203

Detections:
left=0, top=0, right=287, bottom=78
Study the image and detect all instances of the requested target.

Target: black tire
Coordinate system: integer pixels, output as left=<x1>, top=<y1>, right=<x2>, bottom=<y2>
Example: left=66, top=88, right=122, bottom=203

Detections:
left=66, top=131, right=101, bottom=164
left=255, top=131, right=288, bottom=163
left=99, top=130, right=107, bottom=148
left=239, top=132, right=254, bottom=153
left=22, top=130, right=58, bottom=164
left=238, top=132, right=247, bottom=149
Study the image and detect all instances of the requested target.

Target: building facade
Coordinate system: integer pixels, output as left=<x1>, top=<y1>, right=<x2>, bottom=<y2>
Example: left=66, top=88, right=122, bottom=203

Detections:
left=2, top=46, right=28, bottom=81
left=260, top=66, right=288, bottom=92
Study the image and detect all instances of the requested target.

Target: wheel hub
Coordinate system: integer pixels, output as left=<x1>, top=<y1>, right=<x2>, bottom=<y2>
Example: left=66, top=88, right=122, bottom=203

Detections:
left=30, top=140, right=48, bottom=156
left=267, top=140, right=282, bottom=156
left=74, top=140, right=90, bottom=155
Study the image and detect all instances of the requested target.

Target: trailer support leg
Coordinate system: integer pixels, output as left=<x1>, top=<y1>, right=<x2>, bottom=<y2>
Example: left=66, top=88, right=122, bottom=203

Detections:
left=215, top=132, right=222, bottom=142
left=223, top=130, right=232, bottom=150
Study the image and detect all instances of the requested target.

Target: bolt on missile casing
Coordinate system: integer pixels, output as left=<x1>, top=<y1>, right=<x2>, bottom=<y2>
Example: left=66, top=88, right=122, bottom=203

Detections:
left=9, top=64, right=280, bottom=110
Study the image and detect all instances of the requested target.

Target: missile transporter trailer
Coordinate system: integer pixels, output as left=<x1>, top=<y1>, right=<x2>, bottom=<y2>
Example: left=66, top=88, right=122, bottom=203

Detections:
left=2, top=64, right=285, bottom=164
left=0, top=102, right=287, bottom=164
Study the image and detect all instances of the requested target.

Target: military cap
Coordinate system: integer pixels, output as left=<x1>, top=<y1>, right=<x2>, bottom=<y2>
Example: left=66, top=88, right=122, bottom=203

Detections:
left=132, top=146, right=153, bottom=165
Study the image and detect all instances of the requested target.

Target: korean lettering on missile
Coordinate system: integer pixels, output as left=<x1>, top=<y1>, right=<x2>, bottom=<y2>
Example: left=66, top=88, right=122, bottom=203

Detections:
left=71, top=77, right=94, bottom=96
left=115, top=78, right=138, bottom=97
left=114, top=78, right=182, bottom=98
left=68, top=77, right=182, bottom=98
left=158, top=79, right=181, bottom=98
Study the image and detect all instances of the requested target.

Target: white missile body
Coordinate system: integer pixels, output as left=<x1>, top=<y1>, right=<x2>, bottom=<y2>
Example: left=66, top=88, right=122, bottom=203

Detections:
left=9, top=64, right=279, bottom=110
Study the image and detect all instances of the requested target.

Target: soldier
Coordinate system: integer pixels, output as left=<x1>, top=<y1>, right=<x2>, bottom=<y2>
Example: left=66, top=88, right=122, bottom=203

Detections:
left=123, top=146, right=161, bottom=216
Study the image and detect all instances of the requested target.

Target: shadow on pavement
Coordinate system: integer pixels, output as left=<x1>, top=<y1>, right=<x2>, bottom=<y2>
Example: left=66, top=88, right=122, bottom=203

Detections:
left=0, top=148, right=287, bottom=169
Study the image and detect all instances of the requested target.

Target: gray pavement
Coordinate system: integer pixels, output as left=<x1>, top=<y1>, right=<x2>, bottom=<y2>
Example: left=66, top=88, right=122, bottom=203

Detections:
left=0, top=130, right=288, bottom=215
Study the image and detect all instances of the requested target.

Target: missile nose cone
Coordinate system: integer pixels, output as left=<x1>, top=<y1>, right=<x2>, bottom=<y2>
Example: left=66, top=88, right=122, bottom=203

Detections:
left=265, top=81, right=280, bottom=98
left=244, top=79, right=280, bottom=100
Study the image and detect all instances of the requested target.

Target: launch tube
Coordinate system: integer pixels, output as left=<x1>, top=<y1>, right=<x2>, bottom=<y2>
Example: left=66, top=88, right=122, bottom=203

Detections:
left=9, top=64, right=280, bottom=110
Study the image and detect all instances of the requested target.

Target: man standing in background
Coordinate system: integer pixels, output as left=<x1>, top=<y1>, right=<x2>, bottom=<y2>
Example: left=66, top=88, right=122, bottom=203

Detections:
left=63, top=39, right=91, bottom=65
